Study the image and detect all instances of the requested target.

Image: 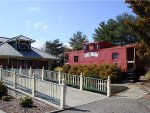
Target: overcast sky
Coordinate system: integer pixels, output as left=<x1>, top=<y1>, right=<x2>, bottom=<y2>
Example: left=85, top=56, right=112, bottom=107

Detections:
left=0, top=0, right=134, bottom=49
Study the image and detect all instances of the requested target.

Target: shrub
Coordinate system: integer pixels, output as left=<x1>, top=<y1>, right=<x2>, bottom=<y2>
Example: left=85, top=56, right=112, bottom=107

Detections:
left=18, top=96, right=33, bottom=107
left=2, top=96, right=11, bottom=101
left=145, top=71, right=150, bottom=81
left=53, top=67, right=63, bottom=72
left=62, top=64, right=71, bottom=73
left=63, top=64, right=122, bottom=81
left=0, top=81, right=8, bottom=98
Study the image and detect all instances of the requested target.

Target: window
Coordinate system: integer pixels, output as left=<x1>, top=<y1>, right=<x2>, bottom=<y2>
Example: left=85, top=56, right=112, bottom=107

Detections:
left=93, top=44, right=97, bottom=49
left=74, top=56, right=79, bottom=62
left=19, top=43, right=29, bottom=50
left=83, top=45, right=89, bottom=50
left=112, top=52, right=119, bottom=59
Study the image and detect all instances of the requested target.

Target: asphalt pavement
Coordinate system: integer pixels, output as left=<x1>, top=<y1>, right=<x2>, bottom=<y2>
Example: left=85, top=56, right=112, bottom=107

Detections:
left=59, top=97, right=150, bottom=113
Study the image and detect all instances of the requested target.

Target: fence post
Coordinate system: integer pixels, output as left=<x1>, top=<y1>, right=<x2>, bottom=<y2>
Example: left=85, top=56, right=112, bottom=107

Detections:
left=19, top=66, right=22, bottom=74
left=32, top=73, right=35, bottom=97
left=11, top=66, right=14, bottom=71
left=107, top=76, right=111, bottom=97
left=60, top=79, right=66, bottom=109
left=42, top=67, right=45, bottom=80
left=58, top=69, right=61, bottom=84
left=11, top=66, right=14, bottom=77
left=13, top=69, right=16, bottom=89
left=0, top=67, right=2, bottom=81
left=29, top=67, right=32, bottom=77
left=80, top=72, right=83, bottom=90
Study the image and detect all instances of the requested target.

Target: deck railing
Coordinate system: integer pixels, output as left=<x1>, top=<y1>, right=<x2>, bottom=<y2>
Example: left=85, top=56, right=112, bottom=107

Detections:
left=0, top=68, right=66, bottom=109
left=5, top=67, right=111, bottom=97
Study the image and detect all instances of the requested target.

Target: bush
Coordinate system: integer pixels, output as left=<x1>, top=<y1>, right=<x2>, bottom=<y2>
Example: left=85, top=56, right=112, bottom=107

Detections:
left=18, top=96, right=33, bottom=107
left=63, top=64, right=122, bottom=81
left=145, top=71, right=150, bottom=81
left=0, top=81, right=8, bottom=98
left=95, top=64, right=122, bottom=81
left=2, top=96, right=11, bottom=101
left=62, top=64, right=71, bottom=73
left=62, top=64, right=122, bottom=81
left=53, top=67, right=63, bottom=72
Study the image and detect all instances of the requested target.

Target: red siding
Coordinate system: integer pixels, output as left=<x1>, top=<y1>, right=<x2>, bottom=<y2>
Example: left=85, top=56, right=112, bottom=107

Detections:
left=65, top=45, right=137, bottom=72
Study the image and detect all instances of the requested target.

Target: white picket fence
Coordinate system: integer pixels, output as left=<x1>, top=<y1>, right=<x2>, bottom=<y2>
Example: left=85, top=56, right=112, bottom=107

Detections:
left=6, top=67, right=111, bottom=96
left=0, top=68, right=66, bottom=109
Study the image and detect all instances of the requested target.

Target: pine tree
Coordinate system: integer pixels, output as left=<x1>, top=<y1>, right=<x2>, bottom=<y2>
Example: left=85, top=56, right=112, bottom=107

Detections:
left=69, top=31, right=88, bottom=51
left=93, top=13, right=138, bottom=45
left=45, top=39, right=64, bottom=67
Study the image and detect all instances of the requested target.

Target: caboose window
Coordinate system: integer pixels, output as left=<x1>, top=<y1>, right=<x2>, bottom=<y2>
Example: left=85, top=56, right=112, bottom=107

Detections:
left=83, top=45, right=89, bottom=50
left=112, top=52, right=118, bottom=59
left=74, top=56, right=79, bottom=62
left=93, top=44, right=97, bottom=49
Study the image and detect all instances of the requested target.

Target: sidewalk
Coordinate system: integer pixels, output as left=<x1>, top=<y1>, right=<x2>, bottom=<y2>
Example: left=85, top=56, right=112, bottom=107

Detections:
left=115, top=83, right=147, bottom=99
left=65, top=86, right=107, bottom=107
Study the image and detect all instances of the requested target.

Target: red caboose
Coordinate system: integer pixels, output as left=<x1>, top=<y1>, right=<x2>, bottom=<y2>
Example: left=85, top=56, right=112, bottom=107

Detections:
left=64, top=42, right=143, bottom=78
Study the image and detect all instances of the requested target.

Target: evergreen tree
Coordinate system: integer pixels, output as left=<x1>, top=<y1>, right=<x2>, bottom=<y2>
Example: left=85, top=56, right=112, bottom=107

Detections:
left=69, top=31, right=88, bottom=51
left=45, top=39, right=64, bottom=67
left=93, top=13, right=138, bottom=45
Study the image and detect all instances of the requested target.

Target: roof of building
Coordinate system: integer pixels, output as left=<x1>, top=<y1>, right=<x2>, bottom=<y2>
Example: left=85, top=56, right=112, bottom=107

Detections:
left=0, top=37, right=9, bottom=42
left=0, top=35, right=57, bottom=60
left=10, top=35, right=35, bottom=43
left=0, top=35, right=35, bottom=46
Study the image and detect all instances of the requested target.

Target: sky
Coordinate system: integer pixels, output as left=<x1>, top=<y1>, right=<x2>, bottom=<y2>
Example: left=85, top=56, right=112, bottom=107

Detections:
left=0, top=0, right=134, bottom=49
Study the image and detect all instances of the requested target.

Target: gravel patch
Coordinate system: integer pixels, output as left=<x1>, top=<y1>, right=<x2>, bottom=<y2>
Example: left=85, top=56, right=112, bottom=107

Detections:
left=0, top=97, right=58, bottom=113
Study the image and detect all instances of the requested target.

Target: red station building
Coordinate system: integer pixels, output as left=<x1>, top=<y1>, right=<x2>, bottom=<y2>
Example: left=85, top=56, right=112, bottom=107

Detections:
left=64, top=42, right=143, bottom=77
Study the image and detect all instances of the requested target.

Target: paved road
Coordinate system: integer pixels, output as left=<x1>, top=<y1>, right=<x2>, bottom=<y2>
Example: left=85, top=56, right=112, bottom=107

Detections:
left=60, top=97, right=150, bottom=113
left=65, top=86, right=107, bottom=107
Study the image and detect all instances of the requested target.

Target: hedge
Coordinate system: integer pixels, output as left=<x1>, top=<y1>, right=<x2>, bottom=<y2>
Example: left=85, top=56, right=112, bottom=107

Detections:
left=62, top=64, right=122, bottom=81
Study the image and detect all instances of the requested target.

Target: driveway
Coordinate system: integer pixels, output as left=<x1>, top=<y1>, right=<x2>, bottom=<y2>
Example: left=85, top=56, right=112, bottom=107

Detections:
left=60, top=80, right=150, bottom=113
left=60, top=97, right=150, bottom=113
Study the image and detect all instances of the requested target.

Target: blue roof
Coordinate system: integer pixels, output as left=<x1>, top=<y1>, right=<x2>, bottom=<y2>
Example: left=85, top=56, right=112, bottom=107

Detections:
left=0, top=36, right=57, bottom=60
left=0, top=37, right=9, bottom=42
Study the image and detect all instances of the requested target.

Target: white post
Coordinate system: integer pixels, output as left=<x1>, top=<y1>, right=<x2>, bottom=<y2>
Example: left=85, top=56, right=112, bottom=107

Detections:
left=13, top=69, right=16, bottom=89
left=80, top=72, right=83, bottom=90
left=58, top=69, right=61, bottom=84
left=42, top=67, right=45, bottom=80
left=29, top=67, right=32, bottom=77
left=11, top=66, right=14, bottom=77
left=32, top=73, right=35, bottom=97
left=19, top=66, right=22, bottom=74
left=0, top=67, right=2, bottom=81
left=107, top=76, right=111, bottom=97
left=11, top=66, right=14, bottom=71
left=60, top=79, right=66, bottom=109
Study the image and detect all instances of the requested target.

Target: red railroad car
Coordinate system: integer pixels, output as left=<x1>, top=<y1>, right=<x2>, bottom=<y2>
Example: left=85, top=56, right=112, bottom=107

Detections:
left=64, top=42, right=143, bottom=79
